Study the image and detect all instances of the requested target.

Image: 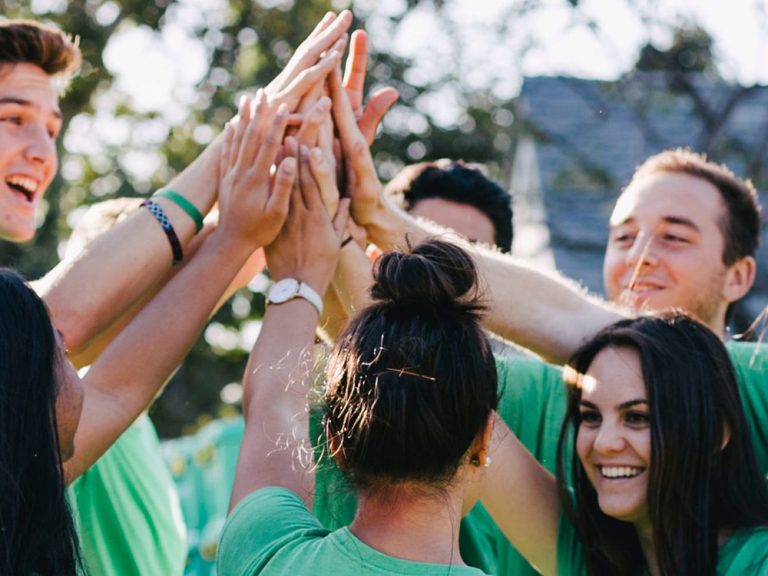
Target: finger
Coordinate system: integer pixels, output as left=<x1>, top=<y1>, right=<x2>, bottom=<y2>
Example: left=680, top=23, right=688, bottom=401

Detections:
left=296, top=96, right=331, bottom=150
left=299, top=145, right=319, bottom=211
left=286, top=113, right=304, bottom=126
left=358, top=87, right=399, bottom=146
left=297, top=10, right=352, bottom=65
left=307, top=11, right=336, bottom=41
left=264, top=157, right=296, bottom=240
left=235, top=92, right=267, bottom=169
left=309, top=146, right=339, bottom=215
left=280, top=11, right=352, bottom=87
left=219, top=123, right=235, bottom=180
left=231, top=95, right=252, bottom=166
left=329, top=65, right=361, bottom=156
left=342, top=30, right=368, bottom=116
left=284, top=135, right=299, bottom=158
left=277, top=40, right=346, bottom=108
left=253, top=103, right=290, bottom=176
left=296, top=82, right=324, bottom=115
left=333, top=198, right=352, bottom=240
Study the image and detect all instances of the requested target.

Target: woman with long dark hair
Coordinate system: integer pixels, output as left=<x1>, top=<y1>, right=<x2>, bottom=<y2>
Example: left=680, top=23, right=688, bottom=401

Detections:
left=483, top=313, right=768, bottom=575
left=219, top=232, right=499, bottom=572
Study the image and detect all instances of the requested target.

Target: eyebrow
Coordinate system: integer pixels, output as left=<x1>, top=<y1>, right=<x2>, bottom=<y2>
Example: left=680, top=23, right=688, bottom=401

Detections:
left=0, top=97, right=62, bottom=119
left=611, top=215, right=701, bottom=233
left=580, top=399, right=648, bottom=411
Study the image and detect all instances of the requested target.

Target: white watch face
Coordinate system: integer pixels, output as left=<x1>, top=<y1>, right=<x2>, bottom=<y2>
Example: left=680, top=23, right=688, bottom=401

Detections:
left=268, top=278, right=300, bottom=303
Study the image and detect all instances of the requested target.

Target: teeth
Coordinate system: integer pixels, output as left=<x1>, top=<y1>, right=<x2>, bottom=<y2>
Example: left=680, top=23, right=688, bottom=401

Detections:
left=6, top=176, right=38, bottom=197
left=599, top=466, right=643, bottom=479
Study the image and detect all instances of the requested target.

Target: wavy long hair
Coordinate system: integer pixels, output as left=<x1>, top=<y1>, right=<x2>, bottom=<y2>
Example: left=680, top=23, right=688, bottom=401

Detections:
left=0, top=269, right=81, bottom=574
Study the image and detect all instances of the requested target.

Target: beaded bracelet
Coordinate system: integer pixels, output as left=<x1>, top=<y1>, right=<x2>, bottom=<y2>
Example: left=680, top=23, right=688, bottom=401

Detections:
left=154, top=188, right=204, bottom=233
left=142, top=199, right=183, bottom=265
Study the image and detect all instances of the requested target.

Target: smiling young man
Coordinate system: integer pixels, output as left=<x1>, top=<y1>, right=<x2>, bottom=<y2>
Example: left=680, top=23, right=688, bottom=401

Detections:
left=0, top=22, right=72, bottom=242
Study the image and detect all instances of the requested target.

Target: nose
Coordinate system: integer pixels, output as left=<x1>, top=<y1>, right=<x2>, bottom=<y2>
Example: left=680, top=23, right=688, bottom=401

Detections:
left=24, top=124, right=56, bottom=167
left=624, top=233, right=658, bottom=270
left=592, top=421, right=626, bottom=454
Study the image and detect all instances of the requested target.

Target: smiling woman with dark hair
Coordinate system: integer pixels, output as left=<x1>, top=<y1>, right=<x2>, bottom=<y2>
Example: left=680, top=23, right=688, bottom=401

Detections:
left=482, top=313, right=768, bottom=576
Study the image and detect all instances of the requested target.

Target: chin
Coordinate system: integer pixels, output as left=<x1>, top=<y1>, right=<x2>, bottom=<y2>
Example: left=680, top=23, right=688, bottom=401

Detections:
left=1, top=224, right=37, bottom=243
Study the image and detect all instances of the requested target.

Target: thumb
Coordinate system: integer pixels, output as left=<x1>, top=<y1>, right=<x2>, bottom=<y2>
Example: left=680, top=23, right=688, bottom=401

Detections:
left=359, top=87, right=399, bottom=145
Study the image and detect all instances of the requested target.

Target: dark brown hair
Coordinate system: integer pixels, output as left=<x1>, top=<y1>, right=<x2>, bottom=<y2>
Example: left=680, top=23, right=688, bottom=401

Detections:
left=324, top=239, right=498, bottom=490
left=384, top=160, right=514, bottom=252
left=0, top=19, right=81, bottom=88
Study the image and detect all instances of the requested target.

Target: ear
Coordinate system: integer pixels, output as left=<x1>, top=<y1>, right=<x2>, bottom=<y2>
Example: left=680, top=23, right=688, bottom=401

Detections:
left=324, top=419, right=347, bottom=470
left=722, top=256, right=756, bottom=303
left=470, top=413, right=495, bottom=468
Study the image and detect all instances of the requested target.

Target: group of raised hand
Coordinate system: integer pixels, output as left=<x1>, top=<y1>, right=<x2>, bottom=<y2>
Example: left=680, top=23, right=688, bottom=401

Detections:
left=212, top=11, right=398, bottom=305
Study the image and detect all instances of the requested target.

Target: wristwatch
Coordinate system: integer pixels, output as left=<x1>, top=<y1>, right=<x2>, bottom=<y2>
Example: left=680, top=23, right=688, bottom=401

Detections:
left=266, top=278, right=324, bottom=316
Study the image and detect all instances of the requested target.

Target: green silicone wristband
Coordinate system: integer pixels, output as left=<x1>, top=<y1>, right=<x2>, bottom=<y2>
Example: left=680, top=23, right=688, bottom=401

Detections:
left=155, top=189, right=204, bottom=233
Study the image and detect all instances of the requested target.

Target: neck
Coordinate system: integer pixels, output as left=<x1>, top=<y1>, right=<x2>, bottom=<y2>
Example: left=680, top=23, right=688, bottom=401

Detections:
left=349, top=483, right=466, bottom=566
left=636, top=522, right=732, bottom=576
left=635, top=522, right=661, bottom=576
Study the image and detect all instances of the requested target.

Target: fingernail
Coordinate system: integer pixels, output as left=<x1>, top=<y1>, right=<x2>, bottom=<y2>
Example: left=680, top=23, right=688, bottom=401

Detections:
left=283, top=157, right=297, bottom=172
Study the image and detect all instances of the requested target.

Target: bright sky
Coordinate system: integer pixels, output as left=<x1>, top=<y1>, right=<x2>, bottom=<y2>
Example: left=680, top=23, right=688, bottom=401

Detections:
left=59, top=0, right=768, bottom=184
left=101, top=0, right=768, bottom=114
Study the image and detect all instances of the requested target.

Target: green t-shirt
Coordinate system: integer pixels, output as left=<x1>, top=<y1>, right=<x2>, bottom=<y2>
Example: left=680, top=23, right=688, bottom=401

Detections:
left=557, top=512, right=768, bottom=575
left=218, top=487, right=489, bottom=575
left=69, top=413, right=187, bottom=576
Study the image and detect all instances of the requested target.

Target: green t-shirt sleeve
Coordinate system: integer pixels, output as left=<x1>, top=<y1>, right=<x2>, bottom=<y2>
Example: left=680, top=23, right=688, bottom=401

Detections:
left=495, top=356, right=566, bottom=474
left=69, top=414, right=187, bottom=576
left=727, top=341, right=768, bottom=477
left=218, top=487, right=329, bottom=576
left=717, top=527, right=768, bottom=574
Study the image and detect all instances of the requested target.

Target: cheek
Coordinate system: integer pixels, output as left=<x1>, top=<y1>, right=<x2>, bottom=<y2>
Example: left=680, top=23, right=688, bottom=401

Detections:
left=602, top=250, right=624, bottom=291
left=575, top=427, right=592, bottom=465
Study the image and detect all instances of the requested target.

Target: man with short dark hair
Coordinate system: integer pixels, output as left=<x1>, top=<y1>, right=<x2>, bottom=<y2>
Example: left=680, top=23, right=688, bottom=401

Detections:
left=385, top=159, right=513, bottom=252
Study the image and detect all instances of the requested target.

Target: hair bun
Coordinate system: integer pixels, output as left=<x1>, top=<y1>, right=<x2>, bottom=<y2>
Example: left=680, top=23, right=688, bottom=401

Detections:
left=370, top=239, right=481, bottom=313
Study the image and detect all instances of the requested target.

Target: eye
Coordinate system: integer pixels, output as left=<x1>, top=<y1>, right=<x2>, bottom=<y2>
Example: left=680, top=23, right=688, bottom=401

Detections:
left=662, top=233, right=689, bottom=244
left=579, top=409, right=601, bottom=427
left=611, top=231, right=635, bottom=246
left=1, top=115, right=24, bottom=126
left=625, top=411, right=650, bottom=426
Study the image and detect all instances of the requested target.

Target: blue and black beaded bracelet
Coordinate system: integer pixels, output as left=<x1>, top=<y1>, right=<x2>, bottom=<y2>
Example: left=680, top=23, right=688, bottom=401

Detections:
left=142, top=199, right=183, bottom=265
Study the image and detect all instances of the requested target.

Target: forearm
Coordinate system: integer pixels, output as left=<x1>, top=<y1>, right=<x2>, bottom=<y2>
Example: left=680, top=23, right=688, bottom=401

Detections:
left=329, top=241, right=374, bottom=324
left=37, top=136, right=222, bottom=355
left=65, top=229, right=253, bottom=481
left=231, top=300, right=320, bottom=510
left=365, top=204, right=627, bottom=364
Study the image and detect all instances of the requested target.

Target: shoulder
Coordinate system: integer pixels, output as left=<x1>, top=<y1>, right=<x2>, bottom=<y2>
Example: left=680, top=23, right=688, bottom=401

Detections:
left=718, top=526, right=768, bottom=575
left=217, top=487, right=328, bottom=576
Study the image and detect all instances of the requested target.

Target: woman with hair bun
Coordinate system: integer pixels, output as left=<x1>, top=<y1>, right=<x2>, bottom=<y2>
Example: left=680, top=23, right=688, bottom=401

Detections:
left=219, top=231, right=499, bottom=574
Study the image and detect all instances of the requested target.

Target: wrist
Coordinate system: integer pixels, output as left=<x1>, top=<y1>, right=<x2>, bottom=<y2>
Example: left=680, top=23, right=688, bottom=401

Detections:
left=364, top=199, right=410, bottom=250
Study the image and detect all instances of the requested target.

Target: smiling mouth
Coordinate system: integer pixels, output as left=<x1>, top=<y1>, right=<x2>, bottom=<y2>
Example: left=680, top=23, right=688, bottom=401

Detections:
left=598, top=465, right=645, bottom=479
left=5, top=176, right=39, bottom=203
